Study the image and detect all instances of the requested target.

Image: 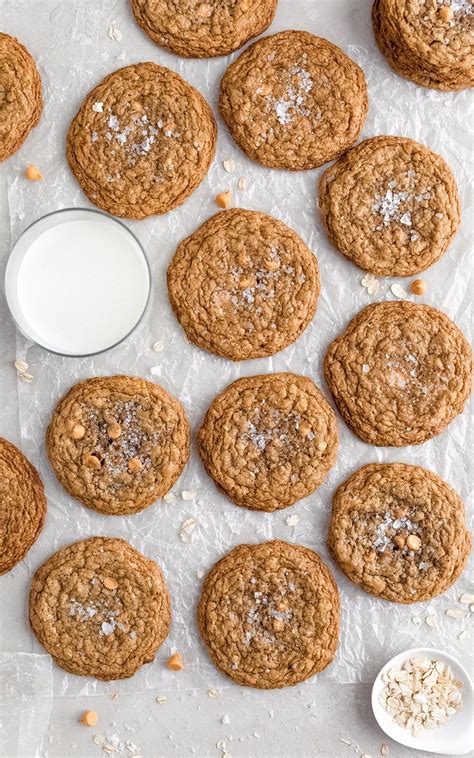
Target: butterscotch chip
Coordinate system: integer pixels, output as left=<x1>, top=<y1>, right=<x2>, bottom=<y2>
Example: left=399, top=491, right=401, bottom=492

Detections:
left=29, top=537, right=171, bottom=680
left=411, top=279, right=427, bottom=296
left=215, top=190, right=232, bottom=209
left=167, top=210, right=320, bottom=361
left=103, top=577, right=118, bottom=590
left=0, top=33, right=43, bottom=162
left=198, top=373, right=338, bottom=512
left=324, top=302, right=471, bottom=446
left=372, top=0, right=474, bottom=91
left=166, top=652, right=183, bottom=671
left=197, top=540, right=340, bottom=688
left=107, top=422, right=121, bottom=440
left=25, top=164, right=43, bottom=181
left=47, top=375, right=190, bottom=515
left=67, top=63, right=216, bottom=219
left=319, top=136, right=460, bottom=277
left=130, top=0, right=278, bottom=58
left=219, top=31, right=368, bottom=170
left=0, top=438, right=46, bottom=575
left=72, top=424, right=86, bottom=440
left=328, top=464, right=471, bottom=603
left=80, top=710, right=98, bottom=727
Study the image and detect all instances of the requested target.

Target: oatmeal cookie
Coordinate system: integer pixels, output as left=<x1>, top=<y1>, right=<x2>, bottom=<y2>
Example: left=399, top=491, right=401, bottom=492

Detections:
left=198, top=373, right=338, bottom=511
left=0, top=438, right=46, bottom=575
left=0, top=33, right=43, bottom=161
left=319, top=136, right=461, bottom=277
left=324, top=302, right=472, bottom=446
left=219, top=30, right=368, bottom=170
left=372, top=0, right=474, bottom=91
left=130, top=0, right=278, bottom=58
left=167, top=209, right=320, bottom=361
left=47, top=375, right=190, bottom=515
left=29, top=537, right=171, bottom=679
left=328, top=463, right=471, bottom=603
left=67, top=63, right=216, bottom=219
left=197, top=540, right=340, bottom=688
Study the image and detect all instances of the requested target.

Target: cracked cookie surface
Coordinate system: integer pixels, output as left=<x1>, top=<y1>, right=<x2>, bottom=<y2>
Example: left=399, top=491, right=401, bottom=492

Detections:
left=67, top=63, right=216, bottom=219
left=319, top=136, right=461, bottom=277
left=0, top=438, right=46, bottom=575
left=324, top=302, right=471, bottom=447
left=198, top=373, right=338, bottom=511
left=328, top=463, right=471, bottom=603
left=0, top=33, right=43, bottom=162
left=373, top=0, right=474, bottom=91
left=219, top=30, right=368, bottom=170
left=198, top=540, right=340, bottom=688
left=167, top=209, right=320, bottom=361
left=47, top=375, right=190, bottom=515
left=29, top=537, right=171, bottom=680
left=130, top=0, right=278, bottom=58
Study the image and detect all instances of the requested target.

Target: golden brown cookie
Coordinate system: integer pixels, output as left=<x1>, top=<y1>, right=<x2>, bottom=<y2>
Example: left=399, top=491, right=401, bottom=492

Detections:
left=29, top=537, right=171, bottom=680
left=324, top=302, right=472, bottom=447
left=319, top=136, right=461, bottom=277
left=67, top=63, right=217, bottom=219
left=47, top=375, right=190, bottom=515
left=0, top=33, right=43, bottom=162
left=219, top=30, right=368, bottom=170
left=198, top=373, right=338, bottom=511
left=0, top=438, right=46, bottom=575
left=373, top=0, right=474, bottom=91
left=167, top=209, right=320, bottom=361
left=198, top=540, right=340, bottom=688
left=328, top=463, right=471, bottom=603
left=130, top=0, right=278, bottom=58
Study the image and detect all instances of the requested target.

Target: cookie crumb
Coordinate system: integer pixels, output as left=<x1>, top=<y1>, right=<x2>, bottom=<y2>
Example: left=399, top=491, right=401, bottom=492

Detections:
left=80, top=710, right=98, bottom=727
left=166, top=652, right=183, bottom=671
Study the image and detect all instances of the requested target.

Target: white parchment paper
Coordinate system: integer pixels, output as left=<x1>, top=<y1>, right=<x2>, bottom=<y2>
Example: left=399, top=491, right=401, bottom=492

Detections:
left=1, top=0, right=472, bottom=705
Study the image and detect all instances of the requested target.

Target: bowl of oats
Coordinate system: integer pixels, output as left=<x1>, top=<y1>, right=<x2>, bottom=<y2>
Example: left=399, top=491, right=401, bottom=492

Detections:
left=372, top=647, right=473, bottom=755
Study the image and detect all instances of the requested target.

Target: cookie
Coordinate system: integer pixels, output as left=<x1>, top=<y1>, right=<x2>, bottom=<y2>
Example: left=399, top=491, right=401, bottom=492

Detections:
left=47, top=375, right=190, bottom=515
left=197, top=540, right=340, bottom=688
left=67, top=63, right=217, bottom=219
left=198, top=373, right=338, bottom=511
left=0, top=438, right=46, bottom=575
left=324, top=302, right=472, bottom=447
left=328, top=463, right=471, bottom=603
left=130, top=0, right=278, bottom=58
left=219, top=30, right=368, bottom=170
left=373, top=0, right=474, bottom=91
left=0, top=33, right=43, bottom=162
left=29, top=537, right=171, bottom=680
left=319, top=136, right=461, bottom=277
left=167, top=209, right=320, bottom=361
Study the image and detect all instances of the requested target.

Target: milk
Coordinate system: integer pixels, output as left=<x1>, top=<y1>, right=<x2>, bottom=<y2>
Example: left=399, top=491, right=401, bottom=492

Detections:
left=6, top=210, right=150, bottom=355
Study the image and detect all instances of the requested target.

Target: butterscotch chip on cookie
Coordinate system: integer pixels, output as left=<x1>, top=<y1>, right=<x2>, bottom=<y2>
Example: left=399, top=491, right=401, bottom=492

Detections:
left=0, top=33, right=43, bottom=162
left=319, top=136, right=461, bottom=277
left=47, top=375, right=190, bottom=515
left=0, top=438, right=46, bottom=575
left=130, top=0, right=278, bottom=58
left=29, top=537, right=171, bottom=680
left=219, top=30, right=368, bottom=170
left=198, top=373, right=338, bottom=511
left=324, top=302, right=472, bottom=447
left=167, top=209, right=320, bottom=361
left=66, top=63, right=216, bottom=219
left=198, top=540, right=340, bottom=688
left=372, top=0, right=474, bottom=91
left=328, top=463, right=471, bottom=603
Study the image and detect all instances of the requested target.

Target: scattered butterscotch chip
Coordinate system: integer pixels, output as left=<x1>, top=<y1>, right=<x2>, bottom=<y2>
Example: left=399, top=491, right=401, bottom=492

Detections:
left=103, top=577, right=118, bottom=590
left=406, top=534, right=421, bottom=551
left=298, top=421, right=312, bottom=438
left=438, top=5, right=454, bottom=22
left=25, top=164, right=43, bottom=181
left=85, top=454, right=101, bottom=469
left=393, top=534, right=406, bottom=549
left=166, top=652, right=183, bottom=671
left=107, top=422, right=121, bottom=440
left=72, top=424, right=86, bottom=440
left=215, top=190, right=232, bottom=209
left=128, top=457, right=143, bottom=473
left=410, top=279, right=427, bottom=296
left=80, top=710, right=98, bottom=727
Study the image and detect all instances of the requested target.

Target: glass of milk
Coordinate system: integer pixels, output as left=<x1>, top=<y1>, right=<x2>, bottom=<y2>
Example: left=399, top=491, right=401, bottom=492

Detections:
left=5, top=208, right=151, bottom=356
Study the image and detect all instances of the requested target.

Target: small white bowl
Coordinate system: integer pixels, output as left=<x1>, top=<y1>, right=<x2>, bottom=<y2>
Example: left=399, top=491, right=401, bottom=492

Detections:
left=372, top=647, right=473, bottom=755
